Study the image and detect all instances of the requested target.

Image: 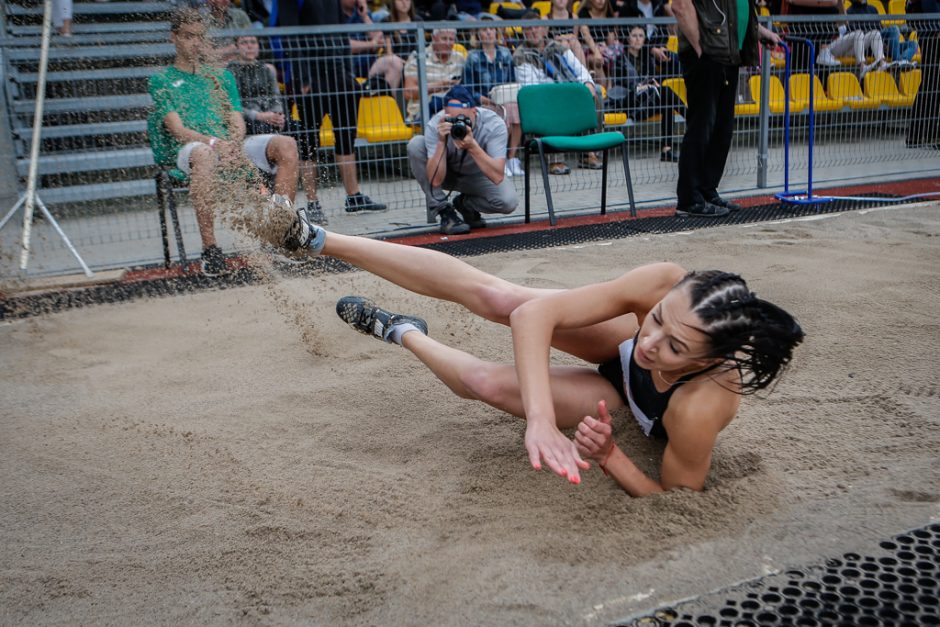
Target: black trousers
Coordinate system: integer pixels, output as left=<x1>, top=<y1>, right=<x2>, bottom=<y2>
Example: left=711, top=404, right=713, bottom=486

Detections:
left=907, top=32, right=939, bottom=147
left=676, top=51, right=738, bottom=208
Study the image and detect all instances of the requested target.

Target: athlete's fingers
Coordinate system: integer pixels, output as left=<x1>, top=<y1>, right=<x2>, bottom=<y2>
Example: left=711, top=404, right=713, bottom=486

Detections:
left=526, top=442, right=542, bottom=471
left=597, top=399, right=612, bottom=425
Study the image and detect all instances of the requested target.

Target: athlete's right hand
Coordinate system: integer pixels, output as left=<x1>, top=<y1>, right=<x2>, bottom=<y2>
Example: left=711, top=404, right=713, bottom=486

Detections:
left=524, top=422, right=590, bottom=485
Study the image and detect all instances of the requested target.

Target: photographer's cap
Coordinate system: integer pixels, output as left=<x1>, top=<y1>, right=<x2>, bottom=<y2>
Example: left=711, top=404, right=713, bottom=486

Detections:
left=443, top=85, right=476, bottom=108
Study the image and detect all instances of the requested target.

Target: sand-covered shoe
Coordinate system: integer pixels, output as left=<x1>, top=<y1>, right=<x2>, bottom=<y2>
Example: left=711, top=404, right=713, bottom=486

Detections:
left=282, top=203, right=326, bottom=254
left=336, top=296, right=428, bottom=344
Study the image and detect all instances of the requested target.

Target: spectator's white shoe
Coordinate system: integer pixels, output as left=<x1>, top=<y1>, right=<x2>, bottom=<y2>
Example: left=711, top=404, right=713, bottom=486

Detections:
left=506, top=157, right=525, bottom=177
left=816, top=48, right=842, bottom=67
left=504, top=164, right=513, bottom=178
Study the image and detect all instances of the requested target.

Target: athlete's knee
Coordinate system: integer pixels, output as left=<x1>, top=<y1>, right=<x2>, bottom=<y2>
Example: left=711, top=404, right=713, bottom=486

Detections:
left=471, top=283, right=524, bottom=323
left=270, top=135, right=298, bottom=164
left=459, top=363, right=513, bottom=403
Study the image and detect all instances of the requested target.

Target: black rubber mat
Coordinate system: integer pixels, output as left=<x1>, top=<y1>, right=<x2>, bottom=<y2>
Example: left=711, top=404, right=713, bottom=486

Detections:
left=617, top=521, right=940, bottom=627
left=0, top=194, right=924, bottom=320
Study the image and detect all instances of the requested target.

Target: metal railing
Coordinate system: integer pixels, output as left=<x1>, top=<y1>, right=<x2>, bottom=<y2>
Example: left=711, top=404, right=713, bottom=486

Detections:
left=0, top=10, right=938, bottom=277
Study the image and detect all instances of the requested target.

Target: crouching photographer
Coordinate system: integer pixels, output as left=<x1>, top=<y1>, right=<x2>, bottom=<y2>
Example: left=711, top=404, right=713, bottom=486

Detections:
left=407, top=85, right=519, bottom=235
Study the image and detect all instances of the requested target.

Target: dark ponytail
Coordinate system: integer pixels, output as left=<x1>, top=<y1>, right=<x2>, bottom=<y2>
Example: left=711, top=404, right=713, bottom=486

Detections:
left=677, top=270, right=805, bottom=394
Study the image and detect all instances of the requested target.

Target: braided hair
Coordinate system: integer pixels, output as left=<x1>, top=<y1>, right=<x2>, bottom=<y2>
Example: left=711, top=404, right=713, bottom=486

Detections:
left=677, top=270, right=805, bottom=394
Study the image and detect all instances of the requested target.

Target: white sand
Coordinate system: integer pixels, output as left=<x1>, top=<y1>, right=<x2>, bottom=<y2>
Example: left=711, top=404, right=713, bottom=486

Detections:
left=2, top=204, right=939, bottom=625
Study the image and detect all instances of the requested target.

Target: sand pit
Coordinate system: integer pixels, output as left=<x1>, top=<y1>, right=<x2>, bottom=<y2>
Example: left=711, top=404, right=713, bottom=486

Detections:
left=2, top=204, right=939, bottom=625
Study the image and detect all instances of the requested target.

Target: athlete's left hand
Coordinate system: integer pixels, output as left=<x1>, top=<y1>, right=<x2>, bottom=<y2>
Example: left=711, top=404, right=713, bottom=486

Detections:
left=574, top=400, right=614, bottom=463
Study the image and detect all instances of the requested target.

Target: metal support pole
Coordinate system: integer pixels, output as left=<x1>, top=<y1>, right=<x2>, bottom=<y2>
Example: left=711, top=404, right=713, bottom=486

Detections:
left=757, top=43, right=772, bottom=189
left=414, top=25, right=435, bottom=224
left=1, top=0, right=92, bottom=277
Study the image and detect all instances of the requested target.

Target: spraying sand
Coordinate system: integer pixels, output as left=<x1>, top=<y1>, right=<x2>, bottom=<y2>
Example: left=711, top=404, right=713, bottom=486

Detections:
left=1, top=204, right=938, bottom=625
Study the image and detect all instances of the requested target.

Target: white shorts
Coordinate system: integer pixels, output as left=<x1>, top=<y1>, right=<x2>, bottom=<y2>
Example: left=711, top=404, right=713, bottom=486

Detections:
left=176, top=134, right=278, bottom=176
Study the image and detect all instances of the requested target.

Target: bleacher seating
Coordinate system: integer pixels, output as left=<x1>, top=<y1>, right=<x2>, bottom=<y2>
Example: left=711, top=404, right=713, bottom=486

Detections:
left=789, top=74, right=844, bottom=112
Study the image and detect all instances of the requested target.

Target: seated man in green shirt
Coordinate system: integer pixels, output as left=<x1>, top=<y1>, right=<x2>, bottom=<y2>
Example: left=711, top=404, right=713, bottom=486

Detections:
left=148, top=8, right=300, bottom=276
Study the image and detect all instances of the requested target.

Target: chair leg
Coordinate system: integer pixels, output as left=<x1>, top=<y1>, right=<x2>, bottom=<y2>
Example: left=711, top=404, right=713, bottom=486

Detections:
left=167, top=180, right=188, bottom=268
left=536, top=140, right=555, bottom=226
left=620, top=142, right=637, bottom=217
left=600, top=149, right=609, bottom=216
left=524, top=143, right=531, bottom=224
left=155, top=172, right=171, bottom=269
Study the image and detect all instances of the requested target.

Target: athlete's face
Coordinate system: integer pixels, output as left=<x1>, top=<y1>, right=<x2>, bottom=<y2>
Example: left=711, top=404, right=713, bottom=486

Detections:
left=634, top=286, right=717, bottom=374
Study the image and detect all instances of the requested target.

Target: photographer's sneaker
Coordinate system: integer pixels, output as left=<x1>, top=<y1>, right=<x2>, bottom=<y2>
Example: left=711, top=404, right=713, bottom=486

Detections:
left=200, top=244, right=227, bottom=277
left=336, top=296, right=428, bottom=345
left=438, top=204, right=471, bottom=235
left=282, top=206, right=326, bottom=254
left=305, top=200, right=328, bottom=226
left=454, top=194, right=486, bottom=229
left=345, top=192, right=387, bottom=213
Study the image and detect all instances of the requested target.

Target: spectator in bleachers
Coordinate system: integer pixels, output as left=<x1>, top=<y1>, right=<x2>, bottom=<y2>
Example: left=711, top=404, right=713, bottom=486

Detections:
left=829, top=15, right=888, bottom=76
left=548, top=0, right=589, bottom=67
left=343, top=0, right=408, bottom=90
left=407, top=85, right=518, bottom=234
left=384, top=0, right=423, bottom=63
left=609, top=25, right=686, bottom=162
left=241, top=0, right=272, bottom=27
left=847, top=0, right=917, bottom=66
left=462, top=24, right=525, bottom=177
left=149, top=9, right=301, bottom=275
left=617, top=0, right=680, bottom=77
left=204, top=0, right=252, bottom=64
left=52, top=0, right=73, bottom=36
left=781, top=0, right=844, bottom=67
left=513, top=11, right=602, bottom=173
left=672, top=0, right=780, bottom=216
left=906, top=0, right=939, bottom=148
left=576, top=0, right=624, bottom=90
left=403, top=28, right=468, bottom=121
left=272, top=0, right=387, bottom=213
left=227, top=35, right=328, bottom=225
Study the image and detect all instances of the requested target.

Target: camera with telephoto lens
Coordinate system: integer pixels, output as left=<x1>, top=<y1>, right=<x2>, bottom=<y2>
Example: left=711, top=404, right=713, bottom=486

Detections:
left=445, top=114, right=472, bottom=140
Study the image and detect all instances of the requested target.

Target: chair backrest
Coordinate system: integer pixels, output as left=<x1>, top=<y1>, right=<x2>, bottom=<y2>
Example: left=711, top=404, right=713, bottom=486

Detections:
left=827, top=71, right=865, bottom=99
left=869, top=0, right=886, bottom=13
left=899, top=69, right=921, bottom=96
left=530, top=0, right=551, bottom=15
left=749, top=75, right=787, bottom=104
left=517, top=83, right=598, bottom=137
left=864, top=71, right=901, bottom=101
left=790, top=74, right=831, bottom=101
left=888, top=0, right=906, bottom=12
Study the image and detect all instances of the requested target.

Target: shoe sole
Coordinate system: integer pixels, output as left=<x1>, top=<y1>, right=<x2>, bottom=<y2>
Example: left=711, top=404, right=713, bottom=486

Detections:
left=675, top=208, right=730, bottom=218
left=336, top=296, right=428, bottom=341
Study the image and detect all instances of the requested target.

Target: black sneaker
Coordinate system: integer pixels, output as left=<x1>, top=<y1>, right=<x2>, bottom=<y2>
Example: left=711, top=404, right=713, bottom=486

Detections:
left=200, top=245, right=227, bottom=276
left=660, top=148, right=680, bottom=163
left=336, top=296, right=428, bottom=343
left=453, top=194, right=486, bottom=229
left=676, top=202, right=730, bottom=218
left=344, top=192, right=387, bottom=213
left=706, top=196, right=743, bottom=212
left=305, top=200, right=328, bottom=226
left=438, top=204, right=471, bottom=235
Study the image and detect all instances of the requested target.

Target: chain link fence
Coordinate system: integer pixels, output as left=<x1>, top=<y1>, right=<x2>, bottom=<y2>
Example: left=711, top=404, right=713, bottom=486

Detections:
left=1, top=6, right=939, bottom=276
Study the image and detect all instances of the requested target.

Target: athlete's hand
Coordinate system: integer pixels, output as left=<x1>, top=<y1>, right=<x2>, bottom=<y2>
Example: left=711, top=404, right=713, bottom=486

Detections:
left=574, top=400, right=614, bottom=463
left=524, top=421, right=590, bottom=484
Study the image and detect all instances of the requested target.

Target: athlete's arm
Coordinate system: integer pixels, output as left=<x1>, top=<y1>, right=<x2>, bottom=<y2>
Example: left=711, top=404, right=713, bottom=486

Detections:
left=508, top=262, right=686, bottom=484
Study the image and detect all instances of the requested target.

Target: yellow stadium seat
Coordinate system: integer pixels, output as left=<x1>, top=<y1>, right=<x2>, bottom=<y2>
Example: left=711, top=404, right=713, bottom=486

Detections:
left=453, top=42, right=468, bottom=56
left=531, top=0, right=551, bottom=15
left=749, top=75, right=807, bottom=114
left=888, top=0, right=905, bottom=13
left=357, top=95, right=414, bottom=143
left=662, top=77, right=687, bottom=105
left=667, top=35, right=678, bottom=53
left=319, top=114, right=335, bottom=148
left=604, top=112, right=628, bottom=125
left=899, top=69, right=921, bottom=98
left=869, top=0, right=886, bottom=12
left=758, top=5, right=770, bottom=16
left=735, top=102, right=760, bottom=115
left=827, top=72, right=880, bottom=109
left=489, top=1, right=524, bottom=13
left=790, top=73, right=844, bottom=111
left=572, top=1, right=581, bottom=14
left=864, top=70, right=912, bottom=106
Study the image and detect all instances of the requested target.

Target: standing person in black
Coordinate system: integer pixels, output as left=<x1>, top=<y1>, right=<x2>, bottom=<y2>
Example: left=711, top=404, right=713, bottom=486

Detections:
left=906, top=0, right=940, bottom=149
left=272, top=0, right=387, bottom=214
left=671, top=0, right=780, bottom=217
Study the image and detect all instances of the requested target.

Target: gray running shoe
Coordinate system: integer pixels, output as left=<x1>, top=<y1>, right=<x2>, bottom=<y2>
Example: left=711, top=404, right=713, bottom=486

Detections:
left=336, top=296, right=428, bottom=343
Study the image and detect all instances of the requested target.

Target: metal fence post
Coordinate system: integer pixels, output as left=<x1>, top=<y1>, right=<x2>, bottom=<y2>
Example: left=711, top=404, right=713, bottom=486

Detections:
left=414, top=25, right=434, bottom=223
left=757, top=27, right=772, bottom=189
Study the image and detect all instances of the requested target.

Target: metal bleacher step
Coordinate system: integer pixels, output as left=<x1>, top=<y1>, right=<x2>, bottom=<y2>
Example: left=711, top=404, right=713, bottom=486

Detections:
left=5, top=2, right=171, bottom=17
left=8, top=21, right=169, bottom=36
left=8, top=31, right=172, bottom=46
left=36, top=178, right=157, bottom=205
left=4, top=43, right=175, bottom=63
left=13, top=120, right=148, bottom=141
left=17, top=147, right=154, bottom=177
left=14, top=65, right=162, bottom=85
left=13, top=93, right=153, bottom=115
